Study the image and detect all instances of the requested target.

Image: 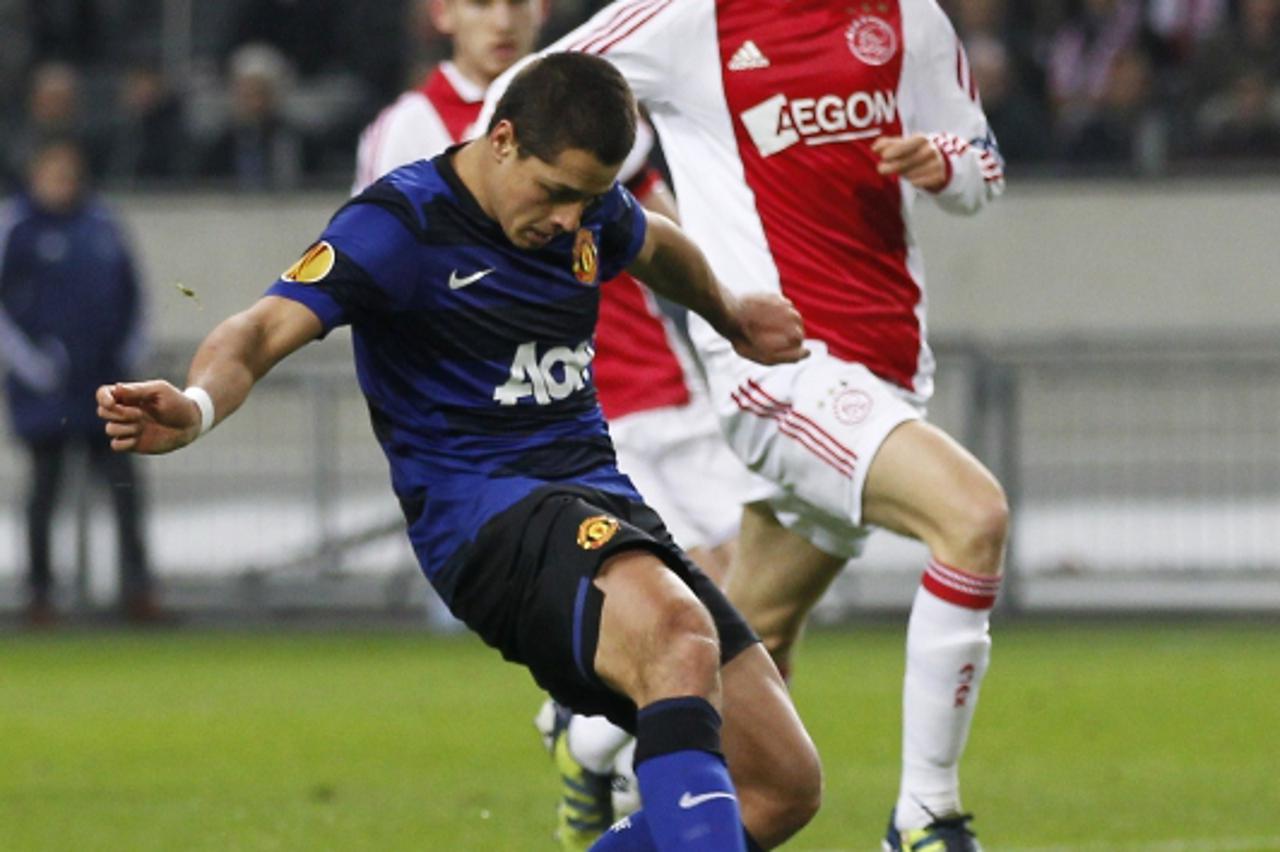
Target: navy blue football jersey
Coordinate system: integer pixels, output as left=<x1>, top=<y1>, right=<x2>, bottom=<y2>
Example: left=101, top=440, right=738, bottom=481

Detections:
left=266, top=151, right=648, bottom=600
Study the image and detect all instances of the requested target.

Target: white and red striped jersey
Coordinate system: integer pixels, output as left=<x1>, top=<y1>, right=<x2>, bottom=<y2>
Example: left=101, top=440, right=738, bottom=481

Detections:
left=352, top=62, right=486, bottom=195
left=506, top=0, right=1004, bottom=400
left=352, top=64, right=695, bottom=421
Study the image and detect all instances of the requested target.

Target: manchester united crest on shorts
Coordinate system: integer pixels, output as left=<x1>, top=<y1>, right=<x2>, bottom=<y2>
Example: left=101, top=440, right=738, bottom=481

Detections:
left=282, top=241, right=335, bottom=284
left=577, top=514, right=619, bottom=550
left=572, top=229, right=598, bottom=285
left=845, top=15, right=897, bottom=66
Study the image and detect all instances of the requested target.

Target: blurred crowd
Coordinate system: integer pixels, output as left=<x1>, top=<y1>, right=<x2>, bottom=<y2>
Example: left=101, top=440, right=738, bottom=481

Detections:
left=2, top=0, right=1278, bottom=192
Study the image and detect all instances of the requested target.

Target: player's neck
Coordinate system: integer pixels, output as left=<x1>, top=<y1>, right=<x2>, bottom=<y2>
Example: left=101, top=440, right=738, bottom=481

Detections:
left=450, top=142, right=497, bottom=221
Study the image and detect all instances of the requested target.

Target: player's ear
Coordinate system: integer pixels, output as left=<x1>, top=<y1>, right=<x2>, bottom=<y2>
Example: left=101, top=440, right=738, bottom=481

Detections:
left=489, top=120, right=518, bottom=161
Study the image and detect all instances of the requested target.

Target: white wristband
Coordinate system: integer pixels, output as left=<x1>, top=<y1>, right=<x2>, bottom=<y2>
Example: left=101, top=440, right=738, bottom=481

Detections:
left=182, top=386, right=215, bottom=437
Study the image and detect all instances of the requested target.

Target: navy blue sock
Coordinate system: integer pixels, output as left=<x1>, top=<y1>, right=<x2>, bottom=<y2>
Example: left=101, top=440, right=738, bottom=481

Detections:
left=587, top=811, right=654, bottom=850
left=628, top=696, right=746, bottom=852
left=588, top=810, right=766, bottom=852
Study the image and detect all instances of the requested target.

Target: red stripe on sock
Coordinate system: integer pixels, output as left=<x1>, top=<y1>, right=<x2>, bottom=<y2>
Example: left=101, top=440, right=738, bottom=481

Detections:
left=922, top=559, right=1000, bottom=609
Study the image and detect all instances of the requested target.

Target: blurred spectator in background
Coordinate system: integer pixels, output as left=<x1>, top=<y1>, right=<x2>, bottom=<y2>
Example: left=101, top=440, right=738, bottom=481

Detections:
left=6, top=62, right=109, bottom=184
left=968, top=33, right=1053, bottom=164
left=27, top=0, right=102, bottom=66
left=1194, top=66, right=1280, bottom=160
left=1, top=0, right=1275, bottom=185
left=1187, top=0, right=1280, bottom=110
left=1046, top=0, right=1144, bottom=136
left=200, top=43, right=311, bottom=190
left=0, top=139, right=156, bottom=625
left=225, top=0, right=343, bottom=81
left=107, top=63, right=190, bottom=183
left=0, top=1, right=33, bottom=185
left=1145, top=0, right=1226, bottom=63
left=1063, top=46, right=1166, bottom=170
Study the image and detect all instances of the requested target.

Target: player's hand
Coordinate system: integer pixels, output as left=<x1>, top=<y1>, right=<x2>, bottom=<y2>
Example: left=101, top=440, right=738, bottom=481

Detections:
left=97, top=380, right=202, bottom=454
left=872, top=134, right=948, bottom=192
left=729, top=293, right=808, bottom=365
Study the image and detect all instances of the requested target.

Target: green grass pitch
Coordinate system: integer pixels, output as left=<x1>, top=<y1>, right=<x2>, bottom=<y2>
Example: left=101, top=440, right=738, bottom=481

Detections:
left=2, top=621, right=1277, bottom=850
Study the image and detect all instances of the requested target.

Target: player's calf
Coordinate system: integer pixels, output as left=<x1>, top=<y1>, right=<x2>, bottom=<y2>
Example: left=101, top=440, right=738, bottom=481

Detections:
left=591, top=551, right=748, bottom=851
left=719, top=645, right=822, bottom=848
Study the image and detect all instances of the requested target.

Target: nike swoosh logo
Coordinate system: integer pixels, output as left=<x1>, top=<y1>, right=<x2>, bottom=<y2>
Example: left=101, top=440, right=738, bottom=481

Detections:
left=678, top=791, right=737, bottom=810
left=448, top=268, right=494, bottom=289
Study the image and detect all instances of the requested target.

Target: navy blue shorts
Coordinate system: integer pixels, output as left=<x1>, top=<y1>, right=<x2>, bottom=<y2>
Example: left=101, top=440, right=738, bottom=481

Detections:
left=447, top=484, right=758, bottom=732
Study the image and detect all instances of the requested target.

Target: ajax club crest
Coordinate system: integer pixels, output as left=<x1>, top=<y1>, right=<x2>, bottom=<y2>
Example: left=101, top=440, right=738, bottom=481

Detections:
left=572, top=228, right=599, bottom=285
left=846, top=15, right=897, bottom=66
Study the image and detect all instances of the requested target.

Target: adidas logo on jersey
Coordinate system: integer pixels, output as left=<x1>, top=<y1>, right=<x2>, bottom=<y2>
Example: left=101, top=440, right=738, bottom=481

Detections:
left=728, top=40, right=770, bottom=71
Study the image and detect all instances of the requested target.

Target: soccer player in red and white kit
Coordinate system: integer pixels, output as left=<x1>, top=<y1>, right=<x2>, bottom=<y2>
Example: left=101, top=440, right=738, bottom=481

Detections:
left=483, top=1, right=1008, bottom=848
left=355, top=1, right=759, bottom=848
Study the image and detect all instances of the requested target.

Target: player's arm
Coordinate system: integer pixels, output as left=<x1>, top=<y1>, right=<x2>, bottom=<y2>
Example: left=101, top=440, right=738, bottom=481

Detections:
left=97, top=296, right=322, bottom=455
left=876, top=0, right=1005, bottom=213
left=626, top=213, right=806, bottom=365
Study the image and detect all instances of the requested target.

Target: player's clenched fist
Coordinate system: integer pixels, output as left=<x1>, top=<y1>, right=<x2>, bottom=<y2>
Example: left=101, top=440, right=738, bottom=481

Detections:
left=97, top=380, right=202, bottom=455
left=728, top=293, right=808, bottom=365
left=872, top=134, right=948, bottom=193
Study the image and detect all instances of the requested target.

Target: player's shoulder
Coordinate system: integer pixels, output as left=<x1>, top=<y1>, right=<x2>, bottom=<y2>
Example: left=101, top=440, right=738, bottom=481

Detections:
left=379, top=156, right=450, bottom=202
left=341, top=158, right=451, bottom=240
left=0, top=194, right=36, bottom=224
left=0, top=196, right=26, bottom=232
left=554, top=0, right=708, bottom=52
left=379, top=88, right=437, bottom=129
left=900, top=0, right=957, bottom=39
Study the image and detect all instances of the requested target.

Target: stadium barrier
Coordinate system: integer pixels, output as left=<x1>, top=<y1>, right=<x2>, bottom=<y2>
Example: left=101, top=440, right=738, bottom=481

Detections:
left=2, top=334, right=1278, bottom=620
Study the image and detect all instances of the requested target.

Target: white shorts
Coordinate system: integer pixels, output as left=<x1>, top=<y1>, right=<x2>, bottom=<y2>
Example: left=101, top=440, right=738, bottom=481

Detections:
left=700, top=340, right=924, bottom=559
left=609, top=393, right=759, bottom=552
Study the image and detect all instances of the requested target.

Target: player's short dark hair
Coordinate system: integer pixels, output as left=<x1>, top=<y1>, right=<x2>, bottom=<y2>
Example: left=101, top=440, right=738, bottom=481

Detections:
left=487, top=53, right=637, bottom=167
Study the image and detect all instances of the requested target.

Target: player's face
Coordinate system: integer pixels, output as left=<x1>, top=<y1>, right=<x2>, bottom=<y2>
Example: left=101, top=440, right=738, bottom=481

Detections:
left=437, top=0, right=544, bottom=86
left=485, top=124, right=618, bottom=250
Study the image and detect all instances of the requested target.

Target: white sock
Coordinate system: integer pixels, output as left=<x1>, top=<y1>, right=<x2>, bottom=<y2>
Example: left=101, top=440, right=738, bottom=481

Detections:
left=895, top=559, right=998, bottom=830
left=568, top=714, right=633, bottom=775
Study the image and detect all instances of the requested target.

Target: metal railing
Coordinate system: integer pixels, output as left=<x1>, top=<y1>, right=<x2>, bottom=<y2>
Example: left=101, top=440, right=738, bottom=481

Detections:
left=2, top=334, right=1279, bottom=618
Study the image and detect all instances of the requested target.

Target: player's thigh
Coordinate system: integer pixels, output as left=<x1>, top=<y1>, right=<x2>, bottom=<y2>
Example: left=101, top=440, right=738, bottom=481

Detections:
left=861, top=418, right=1007, bottom=549
left=453, top=487, right=719, bottom=728
left=724, top=502, right=845, bottom=644
left=719, top=643, right=821, bottom=844
left=593, top=548, right=722, bottom=708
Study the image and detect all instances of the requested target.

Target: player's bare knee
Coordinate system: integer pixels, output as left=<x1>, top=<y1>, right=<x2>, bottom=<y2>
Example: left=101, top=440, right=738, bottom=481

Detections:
left=642, top=596, right=721, bottom=701
left=938, top=481, right=1009, bottom=576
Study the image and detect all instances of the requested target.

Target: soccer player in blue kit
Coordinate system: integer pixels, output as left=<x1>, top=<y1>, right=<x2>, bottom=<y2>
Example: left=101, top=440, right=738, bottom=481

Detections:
left=96, top=55, right=820, bottom=851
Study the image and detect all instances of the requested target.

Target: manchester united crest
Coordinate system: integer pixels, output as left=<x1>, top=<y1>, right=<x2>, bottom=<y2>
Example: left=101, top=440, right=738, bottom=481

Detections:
left=282, top=241, right=335, bottom=284
left=572, top=228, right=598, bottom=285
left=577, top=514, right=619, bottom=550
left=845, top=15, right=897, bottom=66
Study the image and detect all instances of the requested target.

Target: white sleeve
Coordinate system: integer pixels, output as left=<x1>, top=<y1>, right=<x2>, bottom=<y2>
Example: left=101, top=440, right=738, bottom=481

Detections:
left=476, top=0, right=699, bottom=133
left=352, top=95, right=454, bottom=195
left=901, top=0, right=1005, bottom=216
